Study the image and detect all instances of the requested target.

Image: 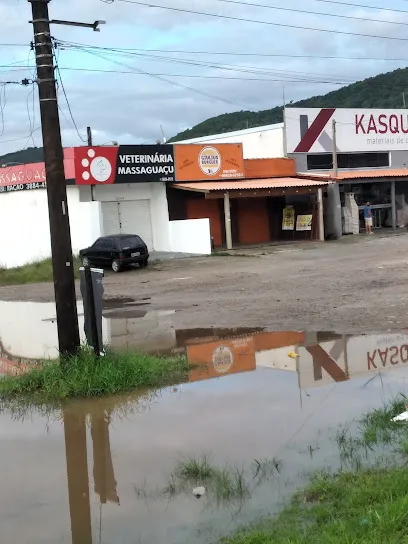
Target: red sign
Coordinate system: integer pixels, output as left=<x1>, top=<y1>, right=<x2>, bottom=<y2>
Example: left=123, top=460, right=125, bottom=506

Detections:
left=0, top=148, right=75, bottom=193
left=74, top=146, right=119, bottom=185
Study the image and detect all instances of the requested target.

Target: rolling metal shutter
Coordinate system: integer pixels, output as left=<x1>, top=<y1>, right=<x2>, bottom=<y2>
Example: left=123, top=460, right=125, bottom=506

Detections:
left=101, top=200, right=154, bottom=250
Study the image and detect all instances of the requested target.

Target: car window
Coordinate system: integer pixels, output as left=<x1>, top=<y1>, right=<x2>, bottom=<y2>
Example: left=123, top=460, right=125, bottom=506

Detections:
left=103, top=239, right=115, bottom=251
left=93, top=239, right=106, bottom=250
left=119, top=236, right=143, bottom=249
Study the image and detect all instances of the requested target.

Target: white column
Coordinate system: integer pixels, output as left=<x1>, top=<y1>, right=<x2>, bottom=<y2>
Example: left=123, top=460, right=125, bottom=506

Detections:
left=223, top=192, right=233, bottom=250
left=391, top=181, right=396, bottom=230
left=317, top=188, right=325, bottom=241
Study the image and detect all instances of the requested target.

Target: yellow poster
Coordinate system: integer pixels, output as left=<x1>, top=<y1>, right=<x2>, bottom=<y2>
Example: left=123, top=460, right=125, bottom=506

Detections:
left=282, top=207, right=295, bottom=231
left=296, top=214, right=313, bottom=231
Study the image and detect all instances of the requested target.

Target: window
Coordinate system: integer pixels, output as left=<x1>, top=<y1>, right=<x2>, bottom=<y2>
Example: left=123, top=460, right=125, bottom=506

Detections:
left=307, top=152, right=390, bottom=171
left=119, top=236, right=143, bottom=249
left=93, top=239, right=106, bottom=250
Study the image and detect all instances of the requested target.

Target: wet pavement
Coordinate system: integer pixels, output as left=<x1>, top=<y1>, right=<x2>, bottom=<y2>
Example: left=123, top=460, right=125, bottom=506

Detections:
left=1, top=300, right=408, bottom=543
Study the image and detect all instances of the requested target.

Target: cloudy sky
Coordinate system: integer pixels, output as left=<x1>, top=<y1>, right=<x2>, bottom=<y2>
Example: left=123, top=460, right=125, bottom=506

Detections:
left=1, top=0, right=408, bottom=153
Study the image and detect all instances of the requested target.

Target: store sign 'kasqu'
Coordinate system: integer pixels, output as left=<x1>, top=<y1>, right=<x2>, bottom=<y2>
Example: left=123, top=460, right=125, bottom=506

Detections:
left=74, top=145, right=175, bottom=185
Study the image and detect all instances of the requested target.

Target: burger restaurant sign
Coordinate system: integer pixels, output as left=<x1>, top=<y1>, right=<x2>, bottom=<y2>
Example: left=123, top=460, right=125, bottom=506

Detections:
left=0, top=143, right=245, bottom=193
left=285, top=108, right=408, bottom=153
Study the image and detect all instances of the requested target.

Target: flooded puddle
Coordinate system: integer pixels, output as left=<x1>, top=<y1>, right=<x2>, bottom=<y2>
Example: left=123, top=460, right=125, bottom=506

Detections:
left=1, top=300, right=408, bottom=542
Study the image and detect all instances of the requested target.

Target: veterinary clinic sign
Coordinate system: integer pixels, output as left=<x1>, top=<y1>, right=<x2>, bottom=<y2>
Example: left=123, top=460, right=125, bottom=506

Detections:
left=285, top=108, right=408, bottom=153
left=74, top=143, right=245, bottom=185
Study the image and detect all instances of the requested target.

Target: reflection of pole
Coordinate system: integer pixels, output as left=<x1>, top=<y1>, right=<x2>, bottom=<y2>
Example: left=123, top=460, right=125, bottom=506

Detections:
left=63, top=409, right=92, bottom=544
left=91, top=410, right=119, bottom=505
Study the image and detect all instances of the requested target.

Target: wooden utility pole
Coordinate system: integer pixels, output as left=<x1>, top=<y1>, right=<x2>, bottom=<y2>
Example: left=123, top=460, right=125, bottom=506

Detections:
left=29, top=0, right=80, bottom=355
left=332, top=119, right=338, bottom=178
left=87, top=126, right=93, bottom=146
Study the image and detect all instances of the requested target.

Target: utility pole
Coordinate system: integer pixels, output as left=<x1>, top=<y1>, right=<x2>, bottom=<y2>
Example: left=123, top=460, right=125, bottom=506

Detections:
left=87, top=126, right=93, bottom=146
left=403, top=92, right=406, bottom=109
left=332, top=119, right=338, bottom=178
left=29, top=0, right=80, bottom=355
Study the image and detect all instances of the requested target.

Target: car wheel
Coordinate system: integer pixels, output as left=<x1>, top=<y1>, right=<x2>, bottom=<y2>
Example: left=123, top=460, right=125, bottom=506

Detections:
left=140, top=259, right=148, bottom=269
left=112, top=259, right=122, bottom=273
left=82, top=256, right=90, bottom=268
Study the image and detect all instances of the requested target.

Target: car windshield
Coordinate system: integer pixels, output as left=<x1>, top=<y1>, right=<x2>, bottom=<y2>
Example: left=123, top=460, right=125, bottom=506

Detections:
left=119, top=236, right=142, bottom=250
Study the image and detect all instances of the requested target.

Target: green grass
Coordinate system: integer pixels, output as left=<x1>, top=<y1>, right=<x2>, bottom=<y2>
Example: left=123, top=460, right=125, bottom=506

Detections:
left=176, top=455, right=215, bottom=480
left=0, top=348, right=189, bottom=403
left=0, top=257, right=81, bottom=286
left=223, top=467, right=408, bottom=543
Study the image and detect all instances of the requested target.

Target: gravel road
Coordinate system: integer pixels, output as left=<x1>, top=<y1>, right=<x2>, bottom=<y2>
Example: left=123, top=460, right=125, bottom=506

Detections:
left=2, top=233, right=408, bottom=334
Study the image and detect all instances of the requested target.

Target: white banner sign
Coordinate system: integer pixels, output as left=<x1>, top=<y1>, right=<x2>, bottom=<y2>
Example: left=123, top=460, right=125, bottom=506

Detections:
left=285, top=108, right=408, bottom=154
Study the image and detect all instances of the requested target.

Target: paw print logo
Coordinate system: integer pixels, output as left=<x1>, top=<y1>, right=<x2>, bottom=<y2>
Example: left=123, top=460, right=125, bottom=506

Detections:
left=81, top=149, right=112, bottom=183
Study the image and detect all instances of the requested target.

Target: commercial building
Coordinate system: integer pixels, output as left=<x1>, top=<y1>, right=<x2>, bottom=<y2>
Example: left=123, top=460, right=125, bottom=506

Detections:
left=178, top=108, right=408, bottom=237
left=0, top=142, right=331, bottom=268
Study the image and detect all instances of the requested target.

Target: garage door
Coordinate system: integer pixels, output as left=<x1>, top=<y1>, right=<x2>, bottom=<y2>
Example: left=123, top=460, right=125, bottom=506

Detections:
left=101, top=200, right=154, bottom=250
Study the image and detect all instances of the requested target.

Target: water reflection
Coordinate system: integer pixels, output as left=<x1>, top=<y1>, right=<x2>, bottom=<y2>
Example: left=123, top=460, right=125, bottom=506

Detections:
left=1, top=298, right=408, bottom=391
left=63, top=404, right=120, bottom=544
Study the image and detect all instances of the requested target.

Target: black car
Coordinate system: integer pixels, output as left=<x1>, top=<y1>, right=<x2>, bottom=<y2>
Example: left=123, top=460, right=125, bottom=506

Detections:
left=80, top=234, right=149, bottom=272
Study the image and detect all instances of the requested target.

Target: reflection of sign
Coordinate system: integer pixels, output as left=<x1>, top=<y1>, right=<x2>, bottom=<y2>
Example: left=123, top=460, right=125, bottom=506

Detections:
left=187, top=337, right=256, bottom=382
left=174, top=143, right=245, bottom=181
left=285, top=107, right=408, bottom=154
left=296, top=214, right=313, bottom=231
left=282, top=207, right=295, bottom=231
left=74, top=145, right=175, bottom=185
left=212, top=345, right=234, bottom=374
left=347, top=333, right=408, bottom=375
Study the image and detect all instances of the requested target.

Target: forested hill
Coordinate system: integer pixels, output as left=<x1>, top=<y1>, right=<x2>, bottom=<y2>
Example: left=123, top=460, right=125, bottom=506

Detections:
left=169, top=67, right=408, bottom=142
left=0, top=146, right=43, bottom=166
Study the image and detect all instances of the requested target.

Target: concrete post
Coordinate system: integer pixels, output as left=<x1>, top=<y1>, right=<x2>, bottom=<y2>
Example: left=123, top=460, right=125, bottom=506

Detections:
left=317, top=188, right=325, bottom=241
left=224, top=192, right=233, bottom=250
left=391, top=181, right=396, bottom=230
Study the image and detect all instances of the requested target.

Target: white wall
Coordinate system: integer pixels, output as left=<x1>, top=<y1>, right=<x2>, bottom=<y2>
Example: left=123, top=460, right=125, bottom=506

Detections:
left=91, top=182, right=171, bottom=251
left=0, top=301, right=87, bottom=359
left=169, top=218, right=211, bottom=254
left=0, top=187, right=100, bottom=268
left=175, top=123, right=285, bottom=159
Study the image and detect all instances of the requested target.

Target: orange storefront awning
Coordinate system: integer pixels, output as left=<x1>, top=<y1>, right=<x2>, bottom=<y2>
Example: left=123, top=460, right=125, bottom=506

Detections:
left=172, top=177, right=331, bottom=194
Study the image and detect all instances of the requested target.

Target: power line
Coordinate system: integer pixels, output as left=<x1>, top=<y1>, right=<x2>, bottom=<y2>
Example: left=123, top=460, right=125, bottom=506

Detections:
left=210, top=0, right=408, bottom=27
left=58, top=41, right=357, bottom=83
left=54, top=40, right=408, bottom=62
left=53, top=54, right=87, bottom=143
left=73, top=47, right=250, bottom=109
left=57, top=66, right=351, bottom=84
left=313, top=0, right=408, bottom=14
left=111, top=0, right=408, bottom=42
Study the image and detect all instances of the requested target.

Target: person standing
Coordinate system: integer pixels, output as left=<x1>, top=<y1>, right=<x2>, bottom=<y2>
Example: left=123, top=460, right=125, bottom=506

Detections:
left=364, top=202, right=373, bottom=234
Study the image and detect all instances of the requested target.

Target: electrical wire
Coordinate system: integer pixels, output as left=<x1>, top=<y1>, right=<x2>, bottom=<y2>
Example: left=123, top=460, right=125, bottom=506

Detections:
left=112, top=0, right=408, bottom=42
left=78, top=47, right=249, bottom=109
left=56, top=66, right=351, bottom=84
left=55, top=39, right=408, bottom=63
left=58, top=41, right=357, bottom=84
left=209, top=0, right=408, bottom=27
left=52, top=47, right=87, bottom=143
left=314, top=0, right=408, bottom=14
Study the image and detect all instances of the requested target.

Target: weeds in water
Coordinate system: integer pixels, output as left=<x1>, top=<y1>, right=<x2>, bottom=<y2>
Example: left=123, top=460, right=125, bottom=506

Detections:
left=176, top=455, right=214, bottom=480
left=359, top=397, right=406, bottom=446
left=0, top=347, right=189, bottom=403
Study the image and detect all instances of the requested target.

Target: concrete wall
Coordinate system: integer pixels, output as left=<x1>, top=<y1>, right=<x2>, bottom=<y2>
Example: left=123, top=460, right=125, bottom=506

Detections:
left=90, top=182, right=171, bottom=251
left=0, top=187, right=100, bottom=268
left=175, top=124, right=285, bottom=159
left=169, top=218, right=211, bottom=254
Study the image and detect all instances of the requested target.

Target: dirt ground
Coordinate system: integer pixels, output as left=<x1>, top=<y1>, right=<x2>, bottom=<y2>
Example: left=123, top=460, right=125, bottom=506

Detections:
left=3, top=233, right=408, bottom=334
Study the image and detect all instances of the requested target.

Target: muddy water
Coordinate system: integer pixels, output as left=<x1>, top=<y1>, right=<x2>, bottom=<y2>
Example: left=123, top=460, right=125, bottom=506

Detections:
left=1, top=301, right=408, bottom=543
